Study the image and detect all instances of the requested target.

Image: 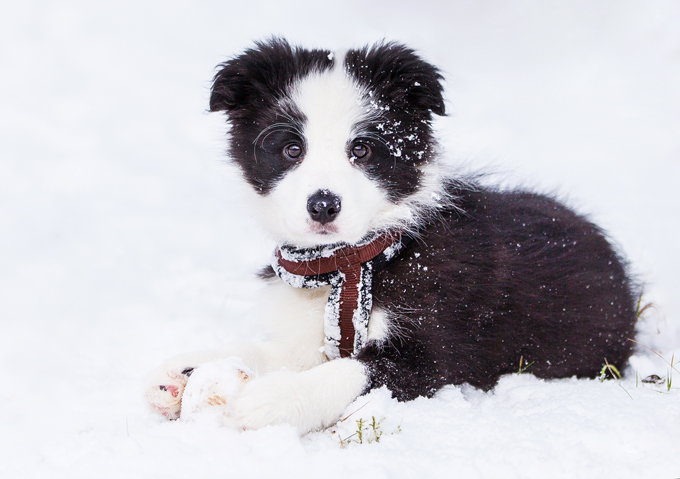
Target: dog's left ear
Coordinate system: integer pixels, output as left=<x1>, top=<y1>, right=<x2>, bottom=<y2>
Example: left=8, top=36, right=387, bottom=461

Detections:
left=345, top=42, right=446, bottom=118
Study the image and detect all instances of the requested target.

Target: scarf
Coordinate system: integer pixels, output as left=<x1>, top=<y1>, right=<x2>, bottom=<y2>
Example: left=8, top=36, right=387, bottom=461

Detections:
left=271, top=233, right=409, bottom=360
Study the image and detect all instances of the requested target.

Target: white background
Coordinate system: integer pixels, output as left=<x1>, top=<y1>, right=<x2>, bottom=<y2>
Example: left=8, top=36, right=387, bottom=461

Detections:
left=1, top=1, right=679, bottom=477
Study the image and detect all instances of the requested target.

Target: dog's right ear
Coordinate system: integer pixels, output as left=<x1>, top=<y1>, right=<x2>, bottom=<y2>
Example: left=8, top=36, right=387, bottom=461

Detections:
left=210, top=38, right=333, bottom=115
left=209, top=39, right=280, bottom=114
left=209, top=58, right=249, bottom=113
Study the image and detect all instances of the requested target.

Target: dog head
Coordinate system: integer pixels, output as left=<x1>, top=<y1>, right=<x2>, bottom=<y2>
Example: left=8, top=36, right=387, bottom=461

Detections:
left=210, top=38, right=446, bottom=247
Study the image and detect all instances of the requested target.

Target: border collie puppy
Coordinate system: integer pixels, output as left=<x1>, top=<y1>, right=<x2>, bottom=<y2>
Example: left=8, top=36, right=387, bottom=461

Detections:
left=145, top=38, right=637, bottom=434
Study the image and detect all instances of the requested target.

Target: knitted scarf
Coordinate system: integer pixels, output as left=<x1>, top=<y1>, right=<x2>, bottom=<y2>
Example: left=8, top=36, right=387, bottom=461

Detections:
left=272, top=233, right=409, bottom=360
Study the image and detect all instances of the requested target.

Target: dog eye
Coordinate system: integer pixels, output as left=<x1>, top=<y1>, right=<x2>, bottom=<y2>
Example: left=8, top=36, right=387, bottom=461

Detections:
left=283, top=143, right=303, bottom=160
left=351, top=143, right=370, bottom=160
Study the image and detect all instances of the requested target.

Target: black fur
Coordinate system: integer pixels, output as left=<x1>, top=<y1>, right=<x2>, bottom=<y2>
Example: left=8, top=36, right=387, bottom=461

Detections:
left=360, top=183, right=637, bottom=399
left=210, top=38, right=333, bottom=194
left=212, top=39, right=637, bottom=401
left=344, top=42, right=445, bottom=200
left=210, top=39, right=445, bottom=200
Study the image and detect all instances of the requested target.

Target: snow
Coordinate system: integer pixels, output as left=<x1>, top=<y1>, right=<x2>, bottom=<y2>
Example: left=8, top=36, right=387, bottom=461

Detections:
left=1, top=0, right=679, bottom=478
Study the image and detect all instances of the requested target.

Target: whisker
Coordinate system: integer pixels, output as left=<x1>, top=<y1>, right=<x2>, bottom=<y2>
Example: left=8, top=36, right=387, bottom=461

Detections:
left=252, top=123, right=304, bottom=163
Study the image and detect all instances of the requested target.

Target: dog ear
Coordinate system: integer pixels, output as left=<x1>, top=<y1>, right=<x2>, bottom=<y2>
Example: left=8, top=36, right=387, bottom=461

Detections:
left=210, top=38, right=333, bottom=115
left=345, top=42, right=446, bottom=117
left=209, top=38, right=289, bottom=113
left=209, top=57, right=251, bottom=113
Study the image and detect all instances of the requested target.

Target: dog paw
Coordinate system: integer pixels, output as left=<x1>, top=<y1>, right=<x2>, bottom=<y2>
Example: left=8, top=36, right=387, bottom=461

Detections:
left=180, top=358, right=253, bottom=424
left=144, top=363, right=196, bottom=420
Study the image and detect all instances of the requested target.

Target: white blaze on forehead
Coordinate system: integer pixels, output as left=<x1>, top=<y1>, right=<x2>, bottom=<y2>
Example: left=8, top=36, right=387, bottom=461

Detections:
left=291, top=55, right=374, bottom=171
left=290, top=57, right=374, bottom=162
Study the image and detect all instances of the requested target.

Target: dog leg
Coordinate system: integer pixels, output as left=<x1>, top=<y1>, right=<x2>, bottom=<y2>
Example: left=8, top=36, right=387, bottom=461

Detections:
left=145, top=282, right=330, bottom=420
left=144, top=343, right=276, bottom=419
left=231, top=358, right=368, bottom=435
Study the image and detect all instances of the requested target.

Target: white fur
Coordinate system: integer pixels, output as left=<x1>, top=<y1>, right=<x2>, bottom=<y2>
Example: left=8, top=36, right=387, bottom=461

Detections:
left=373, top=160, right=457, bottom=237
left=145, top=49, right=450, bottom=433
left=180, top=357, right=252, bottom=425
left=251, top=56, right=391, bottom=247
left=146, top=280, right=382, bottom=432
left=367, top=307, right=390, bottom=342
left=249, top=56, right=452, bottom=247
left=232, top=358, right=367, bottom=433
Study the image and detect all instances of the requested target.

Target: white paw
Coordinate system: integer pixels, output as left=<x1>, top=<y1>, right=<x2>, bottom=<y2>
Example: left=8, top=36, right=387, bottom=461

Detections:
left=180, top=358, right=253, bottom=424
left=144, top=361, right=197, bottom=420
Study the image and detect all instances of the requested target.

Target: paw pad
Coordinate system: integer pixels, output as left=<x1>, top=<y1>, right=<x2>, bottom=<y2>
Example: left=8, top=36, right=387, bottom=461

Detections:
left=159, top=385, right=180, bottom=397
left=145, top=366, right=193, bottom=420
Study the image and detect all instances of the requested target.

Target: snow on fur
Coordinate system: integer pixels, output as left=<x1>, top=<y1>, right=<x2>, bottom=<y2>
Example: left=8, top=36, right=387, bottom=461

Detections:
left=1, top=1, right=679, bottom=478
left=273, top=235, right=408, bottom=359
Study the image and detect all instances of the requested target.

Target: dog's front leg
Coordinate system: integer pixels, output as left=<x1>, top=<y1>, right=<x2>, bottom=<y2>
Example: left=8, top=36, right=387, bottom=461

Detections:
left=232, top=358, right=368, bottom=435
left=144, top=343, right=279, bottom=419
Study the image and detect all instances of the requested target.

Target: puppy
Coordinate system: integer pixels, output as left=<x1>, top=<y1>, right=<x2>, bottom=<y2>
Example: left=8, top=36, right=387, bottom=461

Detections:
left=145, top=39, right=637, bottom=434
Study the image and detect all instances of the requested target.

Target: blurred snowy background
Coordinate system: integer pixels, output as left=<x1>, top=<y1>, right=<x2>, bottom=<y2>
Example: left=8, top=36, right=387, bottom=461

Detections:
left=1, top=1, right=678, bottom=478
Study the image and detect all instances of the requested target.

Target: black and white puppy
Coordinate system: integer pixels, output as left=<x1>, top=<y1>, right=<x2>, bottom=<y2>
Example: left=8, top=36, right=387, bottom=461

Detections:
left=145, top=39, right=637, bottom=434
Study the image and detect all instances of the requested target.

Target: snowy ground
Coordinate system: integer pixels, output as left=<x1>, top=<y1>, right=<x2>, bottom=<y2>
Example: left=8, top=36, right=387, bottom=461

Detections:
left=1, top=1, right=679, bottom=478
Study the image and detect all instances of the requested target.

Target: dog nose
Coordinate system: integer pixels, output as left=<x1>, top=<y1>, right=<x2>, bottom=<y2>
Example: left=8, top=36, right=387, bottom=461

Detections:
left=307, top=190, right=341, bottom=224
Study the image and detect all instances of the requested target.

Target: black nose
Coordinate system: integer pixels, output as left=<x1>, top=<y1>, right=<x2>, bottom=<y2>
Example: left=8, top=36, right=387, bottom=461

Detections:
left=307, top=190, right=341, bottom=224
